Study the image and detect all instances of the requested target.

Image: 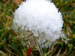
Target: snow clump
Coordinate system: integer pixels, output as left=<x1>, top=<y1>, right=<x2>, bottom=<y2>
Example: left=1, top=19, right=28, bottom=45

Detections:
left=12, top=0, right=64, bottom=47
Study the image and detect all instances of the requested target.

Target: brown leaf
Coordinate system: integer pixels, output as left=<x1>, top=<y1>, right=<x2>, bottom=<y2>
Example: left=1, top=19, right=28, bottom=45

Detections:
left=70, top=3, right=73, bottom=7
left=14, top=0, right=22, bottom=5
left=3, top=0, right=6, bottom=2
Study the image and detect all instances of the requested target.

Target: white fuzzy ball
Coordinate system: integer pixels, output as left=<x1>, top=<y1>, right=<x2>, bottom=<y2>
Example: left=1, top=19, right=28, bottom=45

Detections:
left=12, top=0, right=64, bottom=47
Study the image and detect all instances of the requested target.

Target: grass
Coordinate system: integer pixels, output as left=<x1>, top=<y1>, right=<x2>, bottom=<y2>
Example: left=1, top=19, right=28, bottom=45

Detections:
left=0, top=0, right=75, bottom=56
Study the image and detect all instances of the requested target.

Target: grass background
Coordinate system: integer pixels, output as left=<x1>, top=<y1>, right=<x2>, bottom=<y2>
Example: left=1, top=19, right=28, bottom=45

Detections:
left=0, top=0, right=75, bottom=56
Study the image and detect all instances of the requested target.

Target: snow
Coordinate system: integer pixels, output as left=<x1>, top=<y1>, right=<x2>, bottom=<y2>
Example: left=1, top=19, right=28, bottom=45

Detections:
left=12, top=0, right=64, bottom=47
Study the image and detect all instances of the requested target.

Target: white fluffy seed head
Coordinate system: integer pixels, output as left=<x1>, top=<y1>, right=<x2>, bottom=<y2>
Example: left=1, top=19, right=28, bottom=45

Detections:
left=12, top=0, right=64, bottom=47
